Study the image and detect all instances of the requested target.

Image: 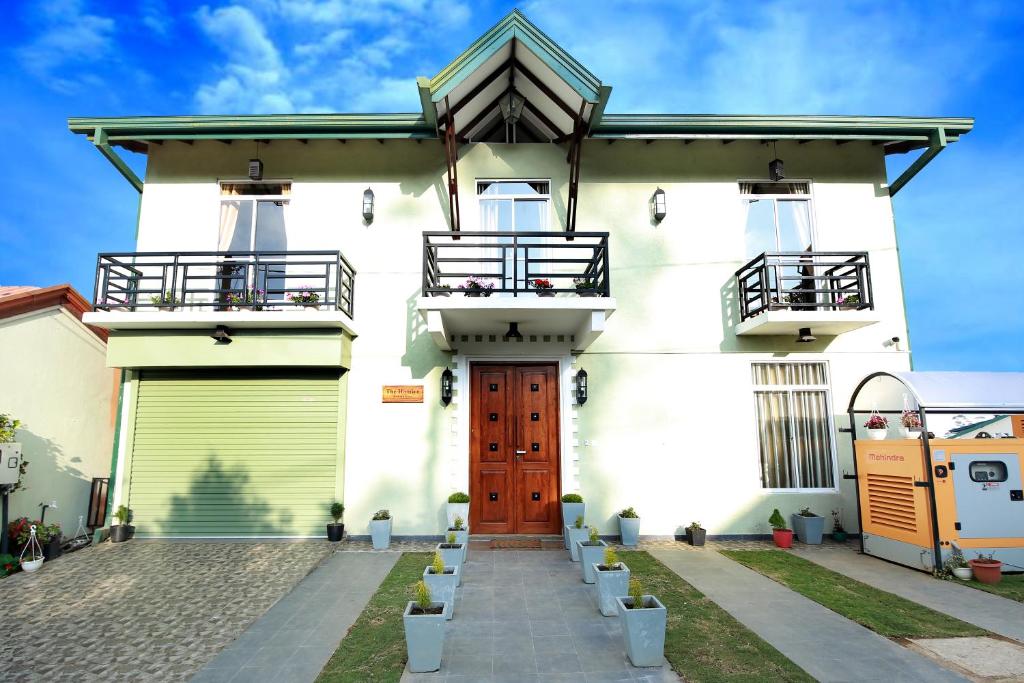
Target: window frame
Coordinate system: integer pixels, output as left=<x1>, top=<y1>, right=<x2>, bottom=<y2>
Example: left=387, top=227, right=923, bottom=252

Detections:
left=217, top=179, right=292, bottom=253
left=476, top=178, right=552, bottom=231
left=751, top=360, right=840, bottom=494
left=739, top=179, right=820, bottom=257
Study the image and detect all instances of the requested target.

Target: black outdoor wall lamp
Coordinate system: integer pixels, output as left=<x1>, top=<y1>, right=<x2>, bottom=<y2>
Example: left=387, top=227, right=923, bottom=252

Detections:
left=362, top=187, right=375, bottom=222
left=576, top=368, right=588, bottom=405
left=504, top=322, right=523, bottom=341
left=796, top=327, right=816, bottom=343
left=769, top=140, right=784, bottom=181
left=440, top=367, right=453, bottom=405
left=651, top=187, right=667, bottom=222
left=211, top=325, right=233, bottom=344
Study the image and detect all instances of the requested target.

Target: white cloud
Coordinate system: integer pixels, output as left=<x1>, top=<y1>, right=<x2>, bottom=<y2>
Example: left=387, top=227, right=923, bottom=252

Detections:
left=140, top=0, right=174, bottom=37
left=16, top=0, right=117, bottom=94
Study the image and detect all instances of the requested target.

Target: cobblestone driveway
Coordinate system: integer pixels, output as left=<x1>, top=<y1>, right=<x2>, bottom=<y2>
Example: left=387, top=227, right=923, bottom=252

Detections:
left=0, top=540, right=333, bottom=682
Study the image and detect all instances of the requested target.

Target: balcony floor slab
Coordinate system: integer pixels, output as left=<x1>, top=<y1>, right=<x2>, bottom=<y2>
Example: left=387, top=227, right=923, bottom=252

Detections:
left=83, top=310, right=357, bottom=336
left=734, top=309, right=879, bottom=336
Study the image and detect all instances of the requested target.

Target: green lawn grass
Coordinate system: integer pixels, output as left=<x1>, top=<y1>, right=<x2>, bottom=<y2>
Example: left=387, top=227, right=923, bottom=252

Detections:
left=315, top=552, right=430, bottom=683
left=621, top=551, right=813, bottom=682
left=722, top=550, right=988, bottom=638
left=961, top=573, right=1024, bottom=603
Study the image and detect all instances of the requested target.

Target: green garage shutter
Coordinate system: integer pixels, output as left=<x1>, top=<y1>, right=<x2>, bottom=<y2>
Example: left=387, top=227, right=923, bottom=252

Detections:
left=128, top=370, right=340, bottom=537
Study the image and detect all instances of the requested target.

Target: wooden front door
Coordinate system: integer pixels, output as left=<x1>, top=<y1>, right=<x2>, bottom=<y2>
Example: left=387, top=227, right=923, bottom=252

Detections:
left=470, top=364, right=561, bottom=534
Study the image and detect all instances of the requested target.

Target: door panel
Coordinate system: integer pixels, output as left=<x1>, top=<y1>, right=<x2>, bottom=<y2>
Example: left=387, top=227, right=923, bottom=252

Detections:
left=951, top=453, right=1023, bottom=539
left=470, top=364, right=560, bottom=534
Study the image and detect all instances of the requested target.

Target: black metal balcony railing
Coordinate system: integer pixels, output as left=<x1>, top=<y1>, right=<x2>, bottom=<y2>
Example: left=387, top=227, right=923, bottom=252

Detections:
left=94, top=250, right=356, bottom=317
left=736, top=251, right=873, bottom=322
left=422, top=231, right=610, bottom=297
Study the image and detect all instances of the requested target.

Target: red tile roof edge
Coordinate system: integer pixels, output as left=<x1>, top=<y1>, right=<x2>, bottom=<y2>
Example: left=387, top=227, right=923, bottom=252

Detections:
left=0, top=284, right=107, bottom=342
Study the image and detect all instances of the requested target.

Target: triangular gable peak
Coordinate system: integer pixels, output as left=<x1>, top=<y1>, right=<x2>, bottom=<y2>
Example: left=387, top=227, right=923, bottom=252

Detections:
left=418, top=9, right=611, bottom=142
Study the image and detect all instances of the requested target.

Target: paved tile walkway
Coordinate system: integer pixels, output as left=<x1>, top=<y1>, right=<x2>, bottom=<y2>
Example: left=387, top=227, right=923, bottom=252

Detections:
left=650, top=549, right=968, bottom=683
left=402, top=549, right=679, bottom=683
left=191, top=551, right=399, bottom=682
left=0, top=540, right=333, bottom=682
left=792, top=546, right=1024, bottom=643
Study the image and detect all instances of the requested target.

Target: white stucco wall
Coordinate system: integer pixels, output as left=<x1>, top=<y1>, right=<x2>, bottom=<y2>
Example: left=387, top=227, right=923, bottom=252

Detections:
left=134, top=138, right=911, bottom=536
left=0, top=307, right=116, bottom=536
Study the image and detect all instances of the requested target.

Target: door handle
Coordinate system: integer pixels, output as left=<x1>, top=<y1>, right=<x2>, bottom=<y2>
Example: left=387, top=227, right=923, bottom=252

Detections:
left=515, top=450, right=527, bottom=455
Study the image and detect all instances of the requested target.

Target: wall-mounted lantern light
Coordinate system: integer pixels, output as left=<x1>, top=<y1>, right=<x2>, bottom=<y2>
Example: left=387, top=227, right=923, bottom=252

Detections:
left=652, top=187, right=667, bottom=222
left=362, top=187, right=375, bottom=222
left=248, top=158, right=263, bottom=181
left=440, top=367, right=453, bottom=405
left=768, top=141, right=784, bottom=181
left=575, top=368, right=588, bottom=405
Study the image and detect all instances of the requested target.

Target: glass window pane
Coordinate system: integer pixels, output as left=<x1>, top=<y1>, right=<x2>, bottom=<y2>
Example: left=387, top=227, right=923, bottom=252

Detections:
left=755, top=391, right=794, bottom=488
left=218, top=200, right=252, bottom=252
left=792, top=391, right=835, bottom=488
left=777, top=200, right=812, bottom=252
left=744, top=199, right=777, bottom=259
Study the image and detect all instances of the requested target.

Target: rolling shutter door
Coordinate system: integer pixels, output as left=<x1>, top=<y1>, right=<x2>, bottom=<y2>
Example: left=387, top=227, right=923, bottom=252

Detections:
left=128, top=370, right=339, bottom=537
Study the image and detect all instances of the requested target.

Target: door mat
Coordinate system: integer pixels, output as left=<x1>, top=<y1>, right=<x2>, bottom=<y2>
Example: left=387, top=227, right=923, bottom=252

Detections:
left=471, top=539, right=564, bottom=550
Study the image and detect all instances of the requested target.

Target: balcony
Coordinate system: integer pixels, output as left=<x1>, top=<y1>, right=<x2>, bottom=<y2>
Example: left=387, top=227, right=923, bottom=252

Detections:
left=734, top=251, right=879, bottom=336
left=85, top=250, right=356, bottom=332
left=417, top=231, right=616, bottom=351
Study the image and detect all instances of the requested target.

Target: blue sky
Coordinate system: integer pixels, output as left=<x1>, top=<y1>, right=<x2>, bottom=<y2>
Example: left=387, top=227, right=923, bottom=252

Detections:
left=1, top=1, right=1021, bottom=370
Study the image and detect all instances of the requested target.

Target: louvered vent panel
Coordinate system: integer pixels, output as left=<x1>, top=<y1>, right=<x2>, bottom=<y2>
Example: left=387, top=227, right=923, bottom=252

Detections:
left=866, top=474, right=917, bottom=533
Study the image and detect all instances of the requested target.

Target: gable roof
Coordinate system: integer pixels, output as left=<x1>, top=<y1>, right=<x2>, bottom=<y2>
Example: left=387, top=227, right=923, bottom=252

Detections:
left=0, top=284, right=107, bottom=341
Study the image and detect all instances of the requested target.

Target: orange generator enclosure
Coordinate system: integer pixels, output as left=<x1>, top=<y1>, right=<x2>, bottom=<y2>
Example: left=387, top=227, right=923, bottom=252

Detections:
left=855, top=438, right=1024, bottom=573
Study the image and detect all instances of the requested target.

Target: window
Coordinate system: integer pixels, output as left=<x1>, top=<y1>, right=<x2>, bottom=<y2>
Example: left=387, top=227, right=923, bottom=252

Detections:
left=218, top=181, right=291, bottom=302
left=477, top=180, right=551, bottom=291
left=741, top=182, right=813, bottom=260
left=752, top=362, right=837, bottom=490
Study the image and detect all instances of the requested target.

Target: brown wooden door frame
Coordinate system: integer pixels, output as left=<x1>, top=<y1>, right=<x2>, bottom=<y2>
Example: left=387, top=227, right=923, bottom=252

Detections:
left=469, top=362, right=562, bottom=534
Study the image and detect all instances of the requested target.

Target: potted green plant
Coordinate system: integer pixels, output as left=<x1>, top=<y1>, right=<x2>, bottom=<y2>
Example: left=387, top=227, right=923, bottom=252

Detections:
left=327, top=502, right=345, bottom=542
left=836, top=293, right=860, bottom=310
left=431, top=284, right=452, bottom=297
left=769, top=508, right=792, bottom=548
left=370, top=509, right=392, bottom=549
left=289, top=286, right=321, bottom=310
left=225, top=287, right=265, bottom=311
left=403, top=580, right=448, bottom=673
left=593, top=546, right=630, bottom=617
left=561, top=493, right=584, bottom=549
left=573, top=278, right=601, bottom=297
left=150, top=291, right=179, bottom=311
left=422, top=551, right=459, bottom=621
left=968, top=553, right=1003, bottom=585
left=531, top=278, right=555, bottom=297
left=943, top=545, right=972, bottom=580
left=457, top=276, right=494, bottom=297
left=686, top=521, right=706, bottom=547
left=446, top=492, right=469, bottom=529
left=831, top=510, right=847, bottom=543
left=576, top=526, right=608, bottom=584
left=447, top=515, right=469, bottom=562
left=436, top=532, right=464, bottom=586
left=566, top=516, right=590, bottom=562
left=864, top=414, right=889, bottom=440
left=0, top=553, right=18, bottom=577
left=791, top=507, right=824, bottom=545
left=616, top=577, right=667, bottom=667
left=618, top=506, right=640, bottom=546
left=110, top=505, right=134, bottom=543
left=900, top=410, right=923, bottom=438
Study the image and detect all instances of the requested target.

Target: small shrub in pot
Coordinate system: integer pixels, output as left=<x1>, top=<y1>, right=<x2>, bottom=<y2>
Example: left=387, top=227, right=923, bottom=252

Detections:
left=616, top=577, right=667, bottom=667
left=423, top=551, right=459, bottom=620
left=110, top=505, right=134, bottom=543
left=769, top=509, right=792, bottom=548
left=370, top=509, right=392, bottom=550
left=576, top=526, right=608, bottom=584
left=791, top=507, right=824, bottom=545
left=618, top=506, right=640, bottom=546
left=594, top=546, right=630, bottom=617
left=830, top=510, right=846, bottom=543
left=686, top=521, right=706, bottom=547
left=560, top=493, right=584, bottom=549
left=968, top=552, right=1003, bottom=585
left=403, top=581, right=449, bottom=672
left=436, top=532, right=465, bottom=586
left=566, top=515, right=590, bottom=562
left=446, top=492, right=469, bottom=529
left=327, top=502, right=345, bottom=542
left=447, top=515, right=469, bottom=562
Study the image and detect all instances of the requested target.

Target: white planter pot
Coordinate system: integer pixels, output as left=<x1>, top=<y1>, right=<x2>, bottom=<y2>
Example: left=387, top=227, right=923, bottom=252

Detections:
left=21, top=558, right=44, bottom=573
left=423, top=566, right=459, bottom=620
left=436, top=543, right=465, bottom=586
left=952, top=567, right=973, bottom=580
left=446, top=502, right=469, bottom=529
left=616, top=595, right=667, bottom=667
left=448, top=527, right=469, bottom=562
left=561, top=502, right=585, bottom=549
left=618, top=516, right=641, bottom=546
left=866, top=428, right=889, bottom=440
left=370, top=518, right=392, bottom=549
left=576, top=539, right=607, bottom=583
left=403, top=601, right=449, bottom=673
left=594, top=562, right=630, bottom=616
left=900, top=427, right=921, bottom=439
left=566, top=525, right=590, bottom=561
